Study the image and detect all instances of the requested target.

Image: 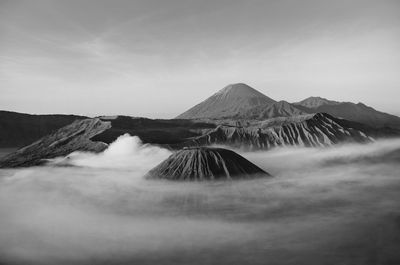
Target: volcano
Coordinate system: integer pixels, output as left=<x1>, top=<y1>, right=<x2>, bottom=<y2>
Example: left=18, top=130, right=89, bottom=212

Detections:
left=145, top=147, right=270, bottom=181
left=176, top=83, right=276, bottom=119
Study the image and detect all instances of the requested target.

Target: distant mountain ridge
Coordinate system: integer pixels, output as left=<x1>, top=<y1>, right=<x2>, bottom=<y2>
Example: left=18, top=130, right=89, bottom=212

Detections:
left=293, top=98, right=400, bottom=129
left=176, top=83, right=400, bottom=129
left=295, top=96, right=340, bottom=108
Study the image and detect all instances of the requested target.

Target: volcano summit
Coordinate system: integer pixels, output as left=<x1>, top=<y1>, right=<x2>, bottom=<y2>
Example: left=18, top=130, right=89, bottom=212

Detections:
left=176, top=83, right=276, bottom=119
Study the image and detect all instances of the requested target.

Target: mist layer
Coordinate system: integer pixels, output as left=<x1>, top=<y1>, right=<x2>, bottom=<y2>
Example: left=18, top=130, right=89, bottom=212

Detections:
left=0, top=137, right=400, bottom=265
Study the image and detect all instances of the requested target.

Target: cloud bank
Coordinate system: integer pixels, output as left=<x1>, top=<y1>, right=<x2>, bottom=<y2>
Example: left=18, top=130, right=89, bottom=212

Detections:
left=0, top=138, right=400, bottom=264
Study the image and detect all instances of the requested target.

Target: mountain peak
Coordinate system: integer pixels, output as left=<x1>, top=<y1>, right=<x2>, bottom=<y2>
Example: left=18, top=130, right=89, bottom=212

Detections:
left=216, top=83, right=266, bottom=98
left=176, top=83, right=276, bottom=119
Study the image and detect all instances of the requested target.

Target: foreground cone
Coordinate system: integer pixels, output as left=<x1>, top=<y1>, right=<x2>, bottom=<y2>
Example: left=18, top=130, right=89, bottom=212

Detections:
left=145, top=147, right=270, bottom=181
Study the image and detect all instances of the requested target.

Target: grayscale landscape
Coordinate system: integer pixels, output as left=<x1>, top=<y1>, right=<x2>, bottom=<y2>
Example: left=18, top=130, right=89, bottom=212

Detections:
left=1, top=1, right=400, bottom=264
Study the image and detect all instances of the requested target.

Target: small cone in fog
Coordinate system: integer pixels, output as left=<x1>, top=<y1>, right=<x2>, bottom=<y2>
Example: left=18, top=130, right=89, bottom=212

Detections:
left=145, top=147, right=270, bottom=181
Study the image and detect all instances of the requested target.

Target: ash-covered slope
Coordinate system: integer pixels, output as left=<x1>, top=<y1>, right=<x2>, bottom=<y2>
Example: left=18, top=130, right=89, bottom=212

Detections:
left=176, top=83, right=276, bottom=119
left=145, top=147, right=269, bottom=181
left=175, top=113, right=387, bottom=150
left=294, top=97, right=400, bottom=129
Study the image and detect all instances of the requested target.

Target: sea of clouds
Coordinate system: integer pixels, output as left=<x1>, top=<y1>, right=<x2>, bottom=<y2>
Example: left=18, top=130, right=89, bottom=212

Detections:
left=0, top=135, right=400, bottom=265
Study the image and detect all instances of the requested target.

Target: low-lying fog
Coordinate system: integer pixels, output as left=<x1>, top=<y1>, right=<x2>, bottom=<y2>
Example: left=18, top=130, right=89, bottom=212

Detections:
left=1, top=135, right=400, bottom=265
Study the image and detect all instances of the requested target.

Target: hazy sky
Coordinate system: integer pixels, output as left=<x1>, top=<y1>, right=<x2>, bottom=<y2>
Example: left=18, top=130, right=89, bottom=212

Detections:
left=1, top=0, right=399, bottom=118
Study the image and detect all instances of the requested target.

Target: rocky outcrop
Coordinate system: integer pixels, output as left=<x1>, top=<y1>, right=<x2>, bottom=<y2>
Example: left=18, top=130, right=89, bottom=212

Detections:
left=0, top=118, right=111, bottom=168
left=145, top=147, right=270, bottom=181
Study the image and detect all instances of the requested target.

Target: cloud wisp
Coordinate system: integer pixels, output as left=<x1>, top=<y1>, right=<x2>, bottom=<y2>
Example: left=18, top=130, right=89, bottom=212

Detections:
left=48, top=134, right=171, bottom=172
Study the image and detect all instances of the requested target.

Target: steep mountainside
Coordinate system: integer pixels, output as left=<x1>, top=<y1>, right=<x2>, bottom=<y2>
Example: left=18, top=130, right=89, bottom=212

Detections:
left=0, top=118, right=111, bottom=168
left=2, top=113, right=397, bottom=168
left=176, top=83, right=276, bottom=119
left=0, top=110, right=86, bottom=147
left=145, top=147, right=269, bottom=181
left=242, top=100, right=307, bottom=120
left=294, top=98, right=400, bottom=129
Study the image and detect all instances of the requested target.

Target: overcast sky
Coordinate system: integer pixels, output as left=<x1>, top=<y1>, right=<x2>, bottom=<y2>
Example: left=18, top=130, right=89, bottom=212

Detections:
left=1, top=0, right=399, bottom=118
